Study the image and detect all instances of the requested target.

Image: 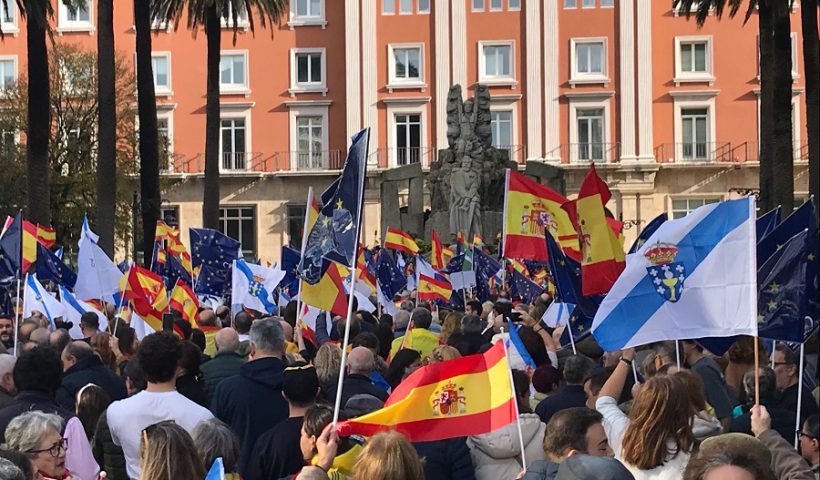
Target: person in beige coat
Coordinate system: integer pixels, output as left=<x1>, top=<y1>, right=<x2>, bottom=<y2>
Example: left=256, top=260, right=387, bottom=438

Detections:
left=467, top=370, right=547, bottom=480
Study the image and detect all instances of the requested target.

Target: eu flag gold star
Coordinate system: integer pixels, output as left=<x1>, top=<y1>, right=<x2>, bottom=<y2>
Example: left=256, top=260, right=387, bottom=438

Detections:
left=776, top=244, right=783, bottom=251
left=767, top=300, right=777, bottom=311
left=757, top=313, right=765, bottom=323
left=808, top=253, right=816, bottom=261
left=336, top=198, right=343, bottom=210
left=768, top=282, right=780, bottom=293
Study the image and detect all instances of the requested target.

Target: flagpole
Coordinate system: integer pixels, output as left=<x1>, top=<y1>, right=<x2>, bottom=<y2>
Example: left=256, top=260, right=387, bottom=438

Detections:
left=398, top=309, right=415, bottom=352
left=770, top=339, right=776, bottom=368
left=332, top=129, right=370, bottom=428
left=753, top=335, right=760, bottom=406
left=500, top=169, right=510, bottom=259
left=13, top=275, right=21, bottom=357
left=794, top=342, right=805, bottom=448
left=295, top=187, right=315, bottom=337
left=112, top=266, right=132, bottom=337
left=566, top=315, right=577, bottom=355
left=500, top=326, right=527, bottom=472
left=675, top=340, right=681, bottom=370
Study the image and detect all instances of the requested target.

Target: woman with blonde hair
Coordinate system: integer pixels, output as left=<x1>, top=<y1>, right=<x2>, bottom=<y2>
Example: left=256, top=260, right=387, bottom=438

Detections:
left=595, top=348, right=695, bottom=479
left=352, top=431, right=424, bottom=480
left=314, top=343, right=342, bottom=402
left=426, top=345, right=461, bottom=364
left=90, top=333, right=118, bottom=372
left=438, top=312, right=464, bottom=345
left=139, top=420, right=205, bottom=480
left=3, top=411, right=78, bottom=480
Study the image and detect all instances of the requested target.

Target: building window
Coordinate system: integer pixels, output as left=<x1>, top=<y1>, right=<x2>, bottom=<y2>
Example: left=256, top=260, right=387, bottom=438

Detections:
left=472, top=0, right=484, bottom=11
left=296, top=116, right=325, bottom=170
left=294, top=0, right=322, bottom=18
left=571, top=38, right=608, bottom=84
left=219, top=207, right=256, bottom=260
left=389, top=45, right=423, bottom=86
left=601, top=0, right=614, bottom=6
left=508, top=0, right=521, bottom=10
left=383, top=0, right=395, bottom=14
left=221, top=118, right=247, bottom=170
left=290, top=49, right=326, bottom=93
left=418, top=0, right=430, bottom=13
left=221, top=3, right=249, bottom=27
left=0, top=129, right=16, bottom=154
left=479, top=42, right=514, bottom=83
left=564, top=0, right=577, bottom=7
left=490, top=0, right=503, bottom=11
left=680, top=108, right=709, bottom=160
left=791, top=32, right=799, bottom=79
left=1, top=2, right=17, bottom=32
left=0, top=58, right=15, bottom=91
left=490, top=111, right=513, bottom=157
left=576, top=109, right=605, bottom=162
left=219, top=52, right=248, bottom=93
left=58, top=1, right=93, bottom=31
left=160, top=205, right=180, bottom=227
left=286, top=204, right=307, bottom=250
left=157, top=115, right=174, bottom=170
left=680, top=42, right=707, bottom=73
left=152, top=53, right=171, bottom=94
left=399, top=0, right=413, bottom=14
left=582, top=0, right=595, bottom=7
left=395, top=113, right=421, bottom=165
left=671, top=198, right=719, bottom=219
left=674, top=37, right=714, bottom=84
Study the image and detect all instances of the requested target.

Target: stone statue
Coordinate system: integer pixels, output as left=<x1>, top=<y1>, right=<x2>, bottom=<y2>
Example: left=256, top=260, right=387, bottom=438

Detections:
left=449, top=157, right=482, bottom=241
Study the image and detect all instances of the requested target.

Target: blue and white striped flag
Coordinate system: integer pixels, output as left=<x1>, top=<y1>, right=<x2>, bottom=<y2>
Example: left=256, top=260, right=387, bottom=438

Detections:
left=231, top=259, right=285, bottom=315
left=59, top=285, right=107, bottom=339
left=592, top=197, right=757, bottom=351
left=23, top=274, right=64, bottom=330
left=204, top=457, right=225, bottom=480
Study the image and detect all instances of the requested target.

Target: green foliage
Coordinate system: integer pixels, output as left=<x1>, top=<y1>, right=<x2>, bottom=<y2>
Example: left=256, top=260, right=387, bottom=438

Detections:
left=0, top=43, right=138, bottom=255
left=152, top=0, right=290, bottom=37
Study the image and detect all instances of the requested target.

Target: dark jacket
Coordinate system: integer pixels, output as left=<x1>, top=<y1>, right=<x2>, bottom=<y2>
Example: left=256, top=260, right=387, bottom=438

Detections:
left=447, top=332, right=487, bottom=357
left=520, top=460, right=560, bottom=480
left=0, top=391, right=74, bottom=443
left=730, top=399, right=797, bottom=442
left=413, top=437, right=477, bottom=480
left=211, top=356, right=288, bottom=478
left=201, top=351, right=246, bottom=403
left=0, top=387, right=13, bottom=408
left=176, top=374, right=208, bottom=408
left=777, top=382, right=819, bottom=421
left=56, top=355, right=127, bottom=411
left=338, top=373, right=389, bottom=408
left=91, top=410, right=127, bottom=480
left=246, top=416, right=305, bottom=480
left=534, top=384, right=586, bottom=424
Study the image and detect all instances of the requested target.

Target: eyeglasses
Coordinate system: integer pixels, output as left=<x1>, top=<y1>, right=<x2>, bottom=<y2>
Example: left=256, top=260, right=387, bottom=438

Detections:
left=28, top=438, right=67, bottom=457
left=798, top=431, right=816, bottom=440
left=773, top=362, right=796, bottom=367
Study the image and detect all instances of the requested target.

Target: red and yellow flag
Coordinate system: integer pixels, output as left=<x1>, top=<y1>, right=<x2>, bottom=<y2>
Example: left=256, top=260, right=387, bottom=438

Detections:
left=561, top=164, right=625, bottom=296
left=307, top=190, right=321, bottom=235
left=169, top=280, right=199, bottom=327
left=155, top=221, right=193, bottom=275
left=356, top=248, right=376, bottom=295
left=123, top=266, right=169, bottom=331
left=442, top=246, right=454, bottom=265
left=472, top=233, right=484, bottom=249
left=418, top=273, right=452, bottom=303
left=301, top=260, right=349, bottom=317
left=502, top=170, right=579, bottom=261
left=456, top=231, right=466, bottom=252
left=430, top=230, right=445, bottom=270
left=36, top=225, right=57, bottom=249
left=21, top=220, right=39, bottom=272
left=384, top=227, right=419, bottom=255
left=337, top=341, right=516, bottom=441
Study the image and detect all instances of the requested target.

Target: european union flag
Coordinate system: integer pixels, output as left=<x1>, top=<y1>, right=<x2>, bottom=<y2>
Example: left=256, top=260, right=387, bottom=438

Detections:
left=35, top=243, right=77, bottom=289
left=510, top=269, right=542, bottom=304
left=756, top=206, right=781, bottom=241
left=376, top=251, right=406, bottom=300
left=758, top=229, right=812, bottom=343
left=190, top=228, right=241, bottom=271
left=545, top=230, right=603, bottom=347
left=300, top=129, right=370, bottom=284
left=162, top=253, right=192, bottom=291
left=194, top=263, right=232, bottom=299
left=0, top=213, right=22, bottom=276
left=0, top=285, right=12, bottom=318
left=281, top=246, right=302, bottom=297
left=628, top=213, right=668, bottom=254
left=758, top=198, right=813, bottom=263
left=473, top=247, right=502, bottom=302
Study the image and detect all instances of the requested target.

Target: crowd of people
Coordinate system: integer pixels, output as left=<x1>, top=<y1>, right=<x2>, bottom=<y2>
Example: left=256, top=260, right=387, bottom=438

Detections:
left=0, top=291, right=817, bottom=480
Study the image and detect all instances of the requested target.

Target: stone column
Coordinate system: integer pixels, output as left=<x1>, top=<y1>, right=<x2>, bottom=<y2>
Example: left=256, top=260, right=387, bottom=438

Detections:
left=636, top=0, right=655, bottom=161
left=345, top=0, right=361, bottom=144
left=619, top=0, right=637, bottom=161
left=543, top=0, right=560, bottom=162
left=435, top=0, right=451, bottom=150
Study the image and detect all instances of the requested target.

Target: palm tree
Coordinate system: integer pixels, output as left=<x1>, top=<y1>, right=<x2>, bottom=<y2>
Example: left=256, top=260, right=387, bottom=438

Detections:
left=0, top=0, right=54, bottom=226
left=153, top=0, right=288, bottom=229
left=96, top=0, right=117, bottom=255
left=675, top=0, right=794, bottom=216
left=800, top=0, right=818, bottom=220
left=135, top=0, right=161, bottom=265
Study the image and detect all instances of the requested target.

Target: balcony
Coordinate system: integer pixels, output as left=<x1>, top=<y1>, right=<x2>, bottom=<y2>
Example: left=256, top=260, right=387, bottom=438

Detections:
left=370, top=147, right=438, bottom=167
left=654, top=142, right=732, bottom=163
left=546, top=143, right=621, bottom=163
left=495, top=145, right=527, bottom=164
left=220, top=152, right=265, bottom=172
left=275, top=150, right=345, bottom=171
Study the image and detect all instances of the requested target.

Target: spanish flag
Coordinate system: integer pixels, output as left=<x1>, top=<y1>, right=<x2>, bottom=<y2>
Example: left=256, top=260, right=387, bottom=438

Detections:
left=21, top=220, right=38, bottom=272
left=473, top=233, right=484, bottom=249
left=384, top=227, right=419, bottom=255
left=456, top=231, right=466, bottom=253
left=417, top=256, right=452, bottom=302
left=502, top=170, right=579, bottom=261
left=169, top=280, right=199, bottom=327
left=307, top=188, right=321, bottom=235
left=442, top=246, right=455, bottom=265
left=356, top=248, right=377, bottom=295
left=155, top=221, right=192, bottom=274
left=301, top=259, right=349, bottom=317
left=430, top=230, right=445, bottom=270
left=36, top=225, right=57, bottom=249
left=123, top=266, right=169, bottom=331
left=561, top=164, right=625, bottom=296
left=511, top=259, right=529, bottom=276
left=337, top=341, right=516, bottom=441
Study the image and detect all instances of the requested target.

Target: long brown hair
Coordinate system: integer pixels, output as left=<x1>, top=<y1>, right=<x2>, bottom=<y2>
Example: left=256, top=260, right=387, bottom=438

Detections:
left=621, top=375, right=695, bottom=470
left=674, top=369, right=707, bottom=413
left=352, top=431, right=424, bottom=480
left=439, top=312, right=464, bottom=343
left=139, top=421, right=205, bottom=480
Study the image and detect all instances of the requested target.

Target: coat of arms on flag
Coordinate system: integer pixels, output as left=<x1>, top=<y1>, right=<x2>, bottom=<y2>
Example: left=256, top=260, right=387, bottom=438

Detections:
left=645, top=241, right=686, bottom=303
left=432, top=381, right=466, bottom=416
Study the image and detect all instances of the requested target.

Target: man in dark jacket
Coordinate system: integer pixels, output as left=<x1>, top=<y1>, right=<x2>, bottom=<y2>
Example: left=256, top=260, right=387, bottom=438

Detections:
left=56, top=341, right=127, bottom=411
left=336, top=347, right=389, bottom=408
left=0, top=354, right=16, bottom=407
left=773, top=344, right=819, bottom=421
left=535, top=355, right=595, bottom=424
left=413, top=437, right=476, bottom=480
left=212, top=317, right=288, bottom=478
left=201, top=327, right=245, bottom=403
left=731, top=366, right=797, bottom=441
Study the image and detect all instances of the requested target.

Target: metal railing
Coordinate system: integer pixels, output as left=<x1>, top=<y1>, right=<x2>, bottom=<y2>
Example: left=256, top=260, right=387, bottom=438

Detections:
left=494, top=144, right=527, bottom=164
left=220, top=152, right=265, bottom=172
left=269, top=150, right=345, bottom=171
left=654, top=142, right=732, bottom=163
left=545, top=143, right=621, bottom=163
left=370, top=147, right=438, bottom=167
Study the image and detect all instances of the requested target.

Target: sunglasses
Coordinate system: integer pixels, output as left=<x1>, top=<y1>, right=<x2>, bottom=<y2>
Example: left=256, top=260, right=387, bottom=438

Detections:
left=28, top=438, right=67, bottom=457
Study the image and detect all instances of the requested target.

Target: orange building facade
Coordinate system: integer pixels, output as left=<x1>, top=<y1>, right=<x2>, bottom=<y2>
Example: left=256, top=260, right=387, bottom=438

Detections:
left=0, top=0, right=811, bottom=262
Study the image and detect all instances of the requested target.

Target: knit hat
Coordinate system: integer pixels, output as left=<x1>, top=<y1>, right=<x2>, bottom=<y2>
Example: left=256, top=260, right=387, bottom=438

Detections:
left=555, top=455, right=635, bottom=480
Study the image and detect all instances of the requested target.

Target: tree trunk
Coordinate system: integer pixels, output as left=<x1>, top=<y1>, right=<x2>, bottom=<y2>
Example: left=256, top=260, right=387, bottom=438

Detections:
left=202, top=5, right=221, bottom=230
left=96, top=0, right=117, bottom=255
left=135, top=0, right=160, bottom=265
left=801, top=0, right=819, bottom=221
left=770, top=0, right=795, bottom=217
left=25, top=11, right=51, bottom=226
left=758, top=1, right=775, bottom=213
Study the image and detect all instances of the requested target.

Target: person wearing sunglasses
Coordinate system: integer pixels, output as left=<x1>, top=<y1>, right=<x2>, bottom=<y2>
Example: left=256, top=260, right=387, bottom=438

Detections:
left=799, top=414, right=820, bottom=476
left=3, top=411, right=78, bottom=480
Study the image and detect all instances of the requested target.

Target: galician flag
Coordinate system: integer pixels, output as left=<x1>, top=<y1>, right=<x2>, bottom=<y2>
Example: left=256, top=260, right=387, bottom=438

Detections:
left=23, top=274, right=65, bottom=329
left=59, top=285, right=107, bottom=339
left=591, top=197, right=757, bottom=350
left=231, top=259, right=285, bottom=314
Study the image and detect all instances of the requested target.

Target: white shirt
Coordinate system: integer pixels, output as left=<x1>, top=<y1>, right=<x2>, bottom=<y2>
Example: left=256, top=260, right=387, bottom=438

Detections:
left=237, top=333, right=250, bottom=343
left=107, top=390, right=214, bottom=479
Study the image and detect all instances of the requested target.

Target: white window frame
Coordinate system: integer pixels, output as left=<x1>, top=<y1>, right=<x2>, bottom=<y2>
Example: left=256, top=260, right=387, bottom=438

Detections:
left=791, top=32, right=799, bottom=79
left=387, top=43, right=426, bottom=92
left=0, top=1, right=19, bottom=36
left=418, top=0, right=431, bottom=14
left=219, top=106, right=253, bottom=172
left=570, top=37, right=609, bottom=86
left=57, top=1, right=94, bottom=34
left=490, top=108, right=515, bottom=160
left=674, top=36, right=714, bottom=86
left=600, top=0, right=614, bottom=8
left=219, top=50, right=250, bottom=95
left=508, top=0, right=521, bottom=11
left=564, top=0, right=577, bottom=8
left=489, top=0, right=503, bottom=11
left=289, top=0, right=327, bottom=28
left=669, top=197, right=723, bottom=219
left=383, top=0, right=396, bottom=15
left=287, top=103, right=330, bottom=170
left=0, top=55, right=18, bottom=92
left=581, top=0, right=595, bottom=8
left=386, top=101, right=429, bottom=168
left=221, top=3, right=250, bottom=30
left=671, top=92, right=717, bottom=163
left=754, top=88, right=803, bottom=161
left=478, top=40, right=517, bottom=86
left=472, top=0, right=485, bottom=12
left=156, top=108, right=175, bottom=171
left=151, top=52, right=173, bottom=96
left=398, top=0, right=413, bottom=14
left=289, top=48, right=327, bottom=95
left=568, top=94, right=612, bottom=163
